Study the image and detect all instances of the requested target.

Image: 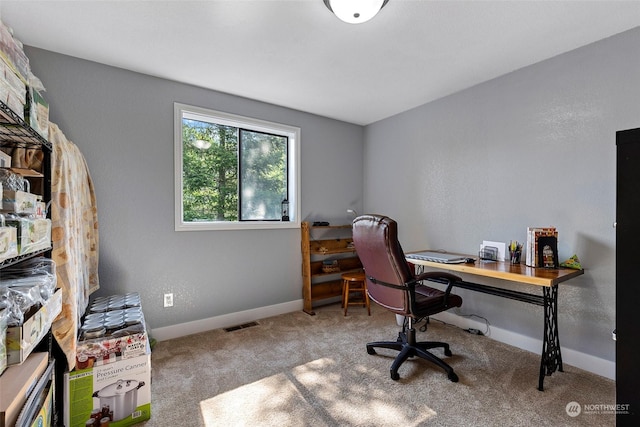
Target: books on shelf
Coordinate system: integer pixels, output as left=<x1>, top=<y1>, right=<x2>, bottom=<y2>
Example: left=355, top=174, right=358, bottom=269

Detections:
left=526, top=227, right=558, bottom=268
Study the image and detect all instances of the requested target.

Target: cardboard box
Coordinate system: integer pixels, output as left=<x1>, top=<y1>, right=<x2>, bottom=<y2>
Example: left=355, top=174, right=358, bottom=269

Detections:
left=77, top=294, right=148, bottom=368
left=76, top=324, right=149, bottom=369
left=5, top=168, right=43, bottom=179
left=0, top=308, right=6, bottom=375
left=25, top=87, right=48, bottom=140
left=64, top=353, right=151, bottom=427
left=0, top=77, right=25, bottom=120
left=0, top=352, right=49, bottom=427
left=3, top=217, right=51, bottom=255
left=14, top=361, right=55, bottom=427
left=0, top=57, right=26, bottom=98
left=1, top=189, right=37, bottom=214
left=5, top=288, right=62, bottom=365
left=0, top=224, right=18, bottom=262
left=26, top=382, right=52, bottom=427
left=0, top=151, right=10, bottom=168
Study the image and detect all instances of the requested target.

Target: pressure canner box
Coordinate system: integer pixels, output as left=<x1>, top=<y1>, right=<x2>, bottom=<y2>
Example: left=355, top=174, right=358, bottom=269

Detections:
left=64, top=353, right=151, bottom=427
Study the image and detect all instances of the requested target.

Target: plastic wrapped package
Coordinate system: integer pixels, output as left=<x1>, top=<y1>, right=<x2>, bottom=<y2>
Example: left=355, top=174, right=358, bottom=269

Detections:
left=0, top=168, right=24, bottom=192
left=0, top=258, right=57, bottom=326
left=0, top=283, right=41, bottom=326
left=0, top=213, right=19, bottom=261
left=2, top=256, right=56, bottom=279
left=0, top=54, right=26, bottom=95
left=25, top=86, right=49, bottom=139
left=0, top=76, right=25, bottom=118
left=2, top=175, right=37, bottom=214
left=2, top=274, right=56, bottom=303
left=3, top=214, right=51, bottom=255
left=0, top=21, right=30, bottom=82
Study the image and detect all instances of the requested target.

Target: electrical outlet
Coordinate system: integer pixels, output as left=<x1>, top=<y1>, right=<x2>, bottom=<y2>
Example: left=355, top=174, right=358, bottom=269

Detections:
left=163, top=293, right=174, bottom=308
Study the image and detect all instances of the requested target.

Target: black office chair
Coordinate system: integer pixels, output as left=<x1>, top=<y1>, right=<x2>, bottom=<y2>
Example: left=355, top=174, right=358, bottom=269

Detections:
left=352, top=214, right=463, bottom=382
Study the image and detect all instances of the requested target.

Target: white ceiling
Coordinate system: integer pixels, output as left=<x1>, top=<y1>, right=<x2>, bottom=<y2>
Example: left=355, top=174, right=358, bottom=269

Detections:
left=1, top=0, right=639, bottom=125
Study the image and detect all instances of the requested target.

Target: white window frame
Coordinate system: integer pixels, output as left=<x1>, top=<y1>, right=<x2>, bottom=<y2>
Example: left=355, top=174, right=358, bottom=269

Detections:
left=174, top=102, right=301, bottom=231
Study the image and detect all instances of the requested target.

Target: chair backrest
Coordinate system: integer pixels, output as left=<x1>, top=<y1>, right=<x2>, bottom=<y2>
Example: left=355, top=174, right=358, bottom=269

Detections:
left=352, top=214, right=414, bottom=315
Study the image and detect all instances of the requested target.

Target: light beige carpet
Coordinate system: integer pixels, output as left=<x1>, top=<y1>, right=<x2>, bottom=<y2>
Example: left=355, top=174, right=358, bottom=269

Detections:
left=143, top=303, right=615, bottom=426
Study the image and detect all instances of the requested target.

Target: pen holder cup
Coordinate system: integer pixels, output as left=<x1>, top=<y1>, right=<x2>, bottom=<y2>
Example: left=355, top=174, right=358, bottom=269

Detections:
left=510, top=251, right=522, bottom=264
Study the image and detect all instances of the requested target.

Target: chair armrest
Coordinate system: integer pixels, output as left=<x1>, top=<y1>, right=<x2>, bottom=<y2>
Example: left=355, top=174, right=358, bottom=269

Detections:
left=414, top=271, right=461, bottom=306
left=415, top=271, right=461, bottom=284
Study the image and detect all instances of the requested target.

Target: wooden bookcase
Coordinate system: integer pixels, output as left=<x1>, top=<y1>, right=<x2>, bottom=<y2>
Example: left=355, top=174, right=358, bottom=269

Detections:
left=301, top=221, right=362, bottom=315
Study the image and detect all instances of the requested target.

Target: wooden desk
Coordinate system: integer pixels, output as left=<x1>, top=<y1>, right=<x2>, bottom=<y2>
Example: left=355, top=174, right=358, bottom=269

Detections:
left=407, top=253, right=584, bottom=391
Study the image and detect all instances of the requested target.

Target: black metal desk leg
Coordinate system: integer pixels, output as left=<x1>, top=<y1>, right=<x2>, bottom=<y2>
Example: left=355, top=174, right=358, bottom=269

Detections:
left=539, top=285, right=563, bottom=391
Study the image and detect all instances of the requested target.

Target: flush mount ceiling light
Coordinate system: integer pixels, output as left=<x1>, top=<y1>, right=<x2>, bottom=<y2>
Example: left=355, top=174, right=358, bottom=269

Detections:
left=323, top=0, right=389, bottom=24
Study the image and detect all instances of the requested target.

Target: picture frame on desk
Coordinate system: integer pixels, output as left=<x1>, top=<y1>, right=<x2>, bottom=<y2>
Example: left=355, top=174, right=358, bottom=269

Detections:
left=537, top=236, right=558, bottom=268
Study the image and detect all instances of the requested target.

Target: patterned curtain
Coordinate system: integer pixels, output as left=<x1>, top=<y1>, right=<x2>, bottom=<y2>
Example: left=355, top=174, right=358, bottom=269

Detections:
left=47, top=122, right=100, bottom=369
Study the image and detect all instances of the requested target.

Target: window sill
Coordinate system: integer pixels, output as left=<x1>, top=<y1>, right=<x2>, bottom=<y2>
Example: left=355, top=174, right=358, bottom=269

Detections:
left=175, top=220, right=301, bottom=232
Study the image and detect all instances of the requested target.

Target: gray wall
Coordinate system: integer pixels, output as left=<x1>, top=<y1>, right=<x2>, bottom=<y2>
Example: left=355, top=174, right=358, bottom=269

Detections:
left=25, top=25, right=639, bottom=365
left=364, top=27, right=640, bottom=363
left=25, top=47, right=364, bottom=330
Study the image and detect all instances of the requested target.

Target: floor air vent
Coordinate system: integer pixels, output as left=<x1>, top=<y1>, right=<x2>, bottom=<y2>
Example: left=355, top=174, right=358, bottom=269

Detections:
left=224, top=321, right=259, bottom=332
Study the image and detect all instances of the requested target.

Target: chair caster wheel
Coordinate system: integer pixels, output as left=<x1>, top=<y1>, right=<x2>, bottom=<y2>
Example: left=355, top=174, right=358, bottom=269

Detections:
left=391, top=371, right=400, bottom=381
left=367, top=346, right=376, bottom=355
left=448, top=372, right=459, bottom=382
left=444, top=348, right=452, bottom=357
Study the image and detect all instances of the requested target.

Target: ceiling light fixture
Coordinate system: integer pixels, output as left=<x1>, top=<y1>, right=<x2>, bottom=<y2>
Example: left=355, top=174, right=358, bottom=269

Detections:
left=323, top=0, right=389, bottom=24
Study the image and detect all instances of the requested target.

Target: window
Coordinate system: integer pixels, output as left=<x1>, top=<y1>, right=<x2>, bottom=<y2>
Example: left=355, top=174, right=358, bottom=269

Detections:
left=174, top=103, right=300, bottom=231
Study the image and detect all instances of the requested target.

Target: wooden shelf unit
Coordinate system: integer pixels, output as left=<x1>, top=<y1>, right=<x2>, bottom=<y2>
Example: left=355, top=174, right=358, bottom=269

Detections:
left=301, top=221, right=362, bottom=315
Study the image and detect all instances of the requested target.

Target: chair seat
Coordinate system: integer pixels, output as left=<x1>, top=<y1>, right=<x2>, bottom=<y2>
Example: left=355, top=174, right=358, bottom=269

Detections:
left=414, top=285, right=463, bottom=314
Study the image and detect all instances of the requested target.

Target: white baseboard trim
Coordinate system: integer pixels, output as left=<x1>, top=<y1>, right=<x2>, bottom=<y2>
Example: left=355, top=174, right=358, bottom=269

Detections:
left=432, top=311, right=615, bottom=380
left=151, top=299, right=304, bottom=342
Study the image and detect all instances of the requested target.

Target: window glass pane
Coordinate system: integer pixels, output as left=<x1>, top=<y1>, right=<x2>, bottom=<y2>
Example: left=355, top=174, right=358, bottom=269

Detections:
left=240, top=130, right=287, bottom=220
left=182, top=118, right=238, bottom=221
left=175, top=102, right=299, bottom=231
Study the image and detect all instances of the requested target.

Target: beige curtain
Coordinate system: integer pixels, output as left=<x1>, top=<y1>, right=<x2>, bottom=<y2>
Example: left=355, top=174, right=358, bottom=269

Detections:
left=47, top=123, right=100, bottom=370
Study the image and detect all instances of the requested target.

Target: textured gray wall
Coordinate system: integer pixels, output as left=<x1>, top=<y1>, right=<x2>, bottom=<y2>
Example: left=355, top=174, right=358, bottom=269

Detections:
left=24, top=25, right=639, bottom=363
left=25, top=47, right=364, bottom=330
left=364, top=27, right=640, bottom=362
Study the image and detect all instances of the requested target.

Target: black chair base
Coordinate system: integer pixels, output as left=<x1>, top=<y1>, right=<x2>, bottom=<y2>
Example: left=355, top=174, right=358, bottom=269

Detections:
left=366, top=327, right=459, bottom=382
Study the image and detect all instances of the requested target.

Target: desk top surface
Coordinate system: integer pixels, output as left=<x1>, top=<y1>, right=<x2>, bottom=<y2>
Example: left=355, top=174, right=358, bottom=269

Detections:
left=406, top=251, right=584, bottom=287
